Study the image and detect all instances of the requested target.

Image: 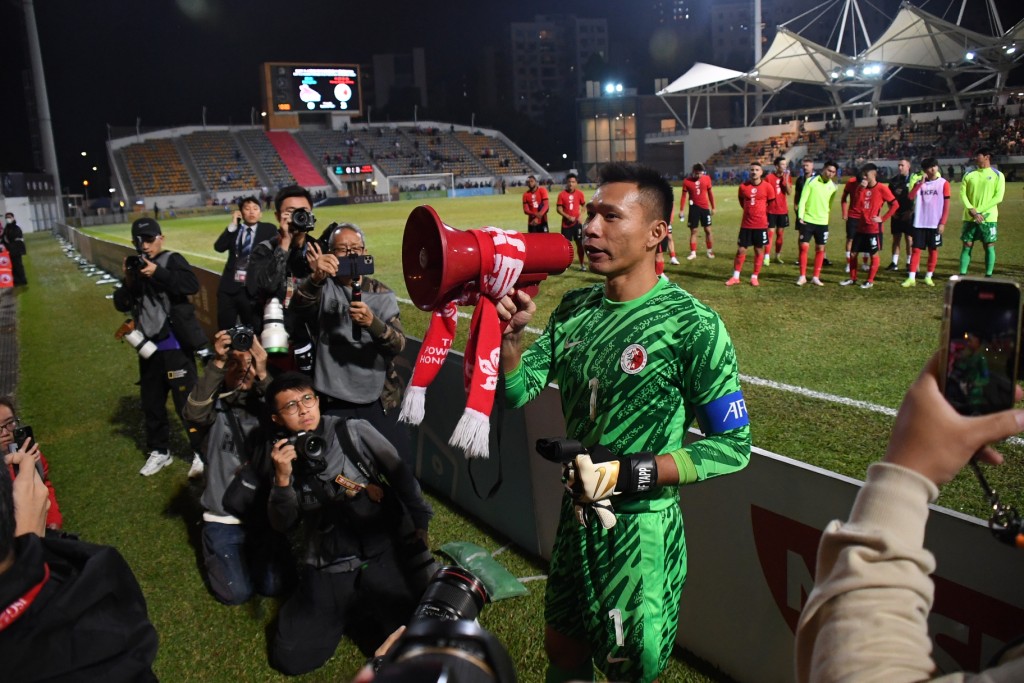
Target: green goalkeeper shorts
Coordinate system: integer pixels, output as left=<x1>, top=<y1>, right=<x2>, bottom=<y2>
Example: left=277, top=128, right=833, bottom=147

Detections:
left=961, top=220, right=998, bottom=244
left=544, top=495, right=687, bottom=683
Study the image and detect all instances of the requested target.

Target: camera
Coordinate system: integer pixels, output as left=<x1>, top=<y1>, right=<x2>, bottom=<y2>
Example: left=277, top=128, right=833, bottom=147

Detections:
left=288, top=431, right=327, bottom=475
left=226, top=324, right=254, bottom=352
left=374, top=566, right=517, bottom=683
left=125, top=254, right=147, bottom=273
left=114, top=319, right=157, bottom=359
left=289, top=208, right=317, bottom=233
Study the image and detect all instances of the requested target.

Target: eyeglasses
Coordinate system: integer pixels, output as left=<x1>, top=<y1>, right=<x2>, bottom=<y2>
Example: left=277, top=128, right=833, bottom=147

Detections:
left=0, top=417, right=20, bottom=434
left=277, top=393, right=317, bottom=416
left=332, top=245, right=365, bottom=257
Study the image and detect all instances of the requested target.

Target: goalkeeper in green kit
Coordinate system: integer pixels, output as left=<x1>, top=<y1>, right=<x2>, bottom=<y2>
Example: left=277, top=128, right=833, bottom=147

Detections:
left=497, top=163, right=752, bottom=683
left=953, top=147, right=1005, bottom=279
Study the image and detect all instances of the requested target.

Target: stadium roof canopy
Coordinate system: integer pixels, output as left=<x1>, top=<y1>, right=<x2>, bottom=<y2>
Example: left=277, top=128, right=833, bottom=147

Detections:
left=657, top=1, right=1023, bottom=126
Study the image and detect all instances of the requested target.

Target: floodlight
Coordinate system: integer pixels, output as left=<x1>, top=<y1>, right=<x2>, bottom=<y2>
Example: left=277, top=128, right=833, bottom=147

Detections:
left=845, top=68, right=855, bottom=78
left=615, top=83, right=623, bottom=93
left=965, top=51, right=976, bottom=60
left=605, top=84, right=615, bottom=94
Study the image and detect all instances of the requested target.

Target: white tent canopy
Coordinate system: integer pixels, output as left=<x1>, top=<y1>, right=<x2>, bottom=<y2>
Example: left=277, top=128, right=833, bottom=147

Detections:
left=861, top=4, right=998, bottom=69
left=752, top=28, right=856, bottom=85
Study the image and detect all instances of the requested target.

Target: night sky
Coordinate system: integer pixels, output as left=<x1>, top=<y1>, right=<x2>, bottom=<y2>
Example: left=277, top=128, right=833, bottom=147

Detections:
left=1, top=0, right=1022, bottom=192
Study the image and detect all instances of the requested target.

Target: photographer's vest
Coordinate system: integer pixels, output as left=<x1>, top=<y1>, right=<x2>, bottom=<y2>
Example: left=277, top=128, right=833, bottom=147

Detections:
left=133, top=252, right=174, bottom=341
left=200, top=396, right=262, bottom=518
left=313, top=278, right=399, bottom=406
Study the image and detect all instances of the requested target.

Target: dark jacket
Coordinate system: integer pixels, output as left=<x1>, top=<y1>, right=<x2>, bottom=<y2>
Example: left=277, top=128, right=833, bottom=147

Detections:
left=1, top=221, right=26, bottom=256
left=113, top=250, right=204, bottom=349
left=0, top=533, right=159, bottom=682
left=245, top=235, right=312, bottom=302
left=214, top=220, right=277, bottom=295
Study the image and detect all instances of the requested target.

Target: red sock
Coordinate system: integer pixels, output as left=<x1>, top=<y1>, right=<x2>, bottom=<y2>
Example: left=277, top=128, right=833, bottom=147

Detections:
left=848, top=253, right=857, bottom=280
left=706, top=235, right=713, bottom=250
left=868, top=254, right=880, bottom=282
left=798, top=243, right=809, bottom=276
left=734, top=252, right=746, bottom=272
left=813, top=250, right=825, bottom=278
left=927, top=250, right=938, bottom=273
left=669, top=249, right=676, bottom=258
left=909, top=248, right=922, bottom=274
left=753, top=252, right=764, bottom=276
left=655, top=259, right=665, bottom=276
left=690, top=239, right=697, bottom=252
left=775, top=231, right=784, bottom=254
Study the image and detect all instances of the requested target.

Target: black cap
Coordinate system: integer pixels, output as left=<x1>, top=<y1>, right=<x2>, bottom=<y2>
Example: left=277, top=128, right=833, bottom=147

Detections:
left=131, top=217, right=162, bottom=239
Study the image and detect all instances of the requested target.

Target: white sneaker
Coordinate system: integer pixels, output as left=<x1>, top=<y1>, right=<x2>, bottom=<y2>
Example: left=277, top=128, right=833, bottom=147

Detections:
left=860, top=263, right=870, bottom=272
left=860, top=281, right=874, bottom=289
left=188, top=453, right=205, bottom=479
left=795, top=276, right=807, bottom=286
left=706, top=250, right=715, bottom=259
left=669, top=256, right=680, bottom=265
left=140, top=450, right=173, bottom=477
left=811, top=277, right=825, bottom=286
left=839, top=279, right=855, bottom=286
left=686, top=252, right=697, bottom=261
left=844, top=264, right=851, bottom=273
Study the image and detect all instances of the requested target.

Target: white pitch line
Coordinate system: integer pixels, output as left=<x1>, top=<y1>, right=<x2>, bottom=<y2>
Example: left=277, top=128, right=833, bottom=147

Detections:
left=398, top=296, right=1024, bottom=447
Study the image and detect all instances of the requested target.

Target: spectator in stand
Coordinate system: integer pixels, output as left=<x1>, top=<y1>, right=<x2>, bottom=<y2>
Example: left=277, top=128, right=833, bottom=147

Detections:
left=0, top=397, right=61, bottom=530
left=556, top=173, right=588, bottom=271
left=214, top=197, right=277, bottom=331
left=765, top=157, right=791, bottom=265
left=679, top=163, right=716, bottom=260
left=952, top=148, right=1005, bottom=280
left=522, top=175, right=550, bottom=233
left=726, top=162, right=777, bottom=287
left=0, top=446, right=159, bottom=681
left=839, top=164, right=899, bottom=290
left=795, top=160, right=839, bottom=287
left=902, top=157, right=950, bottom=287
left=886, top=159, right=915, bottom=272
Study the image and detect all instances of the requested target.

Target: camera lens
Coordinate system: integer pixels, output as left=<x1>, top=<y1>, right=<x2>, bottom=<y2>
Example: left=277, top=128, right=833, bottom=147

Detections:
left=412, top=566, right=489, bottom=623
left=229, top=326, right=254, bottom=351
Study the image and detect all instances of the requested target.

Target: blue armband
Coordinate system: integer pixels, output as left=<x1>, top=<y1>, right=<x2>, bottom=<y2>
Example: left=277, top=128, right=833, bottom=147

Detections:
left=695, top=390, right=749, bottom=434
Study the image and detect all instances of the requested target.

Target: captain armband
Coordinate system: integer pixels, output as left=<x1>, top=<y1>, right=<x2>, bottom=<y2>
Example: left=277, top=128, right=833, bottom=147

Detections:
left=695, top=390, right=749, bottom=435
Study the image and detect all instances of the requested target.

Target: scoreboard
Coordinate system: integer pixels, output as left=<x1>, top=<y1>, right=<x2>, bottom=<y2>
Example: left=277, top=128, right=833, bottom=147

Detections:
left=263, top=63, right=363, bottom=117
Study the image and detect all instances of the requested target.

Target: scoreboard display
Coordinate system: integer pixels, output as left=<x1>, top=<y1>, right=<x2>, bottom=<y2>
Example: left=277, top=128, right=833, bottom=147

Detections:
left=265, top=63, right=362, bottom=116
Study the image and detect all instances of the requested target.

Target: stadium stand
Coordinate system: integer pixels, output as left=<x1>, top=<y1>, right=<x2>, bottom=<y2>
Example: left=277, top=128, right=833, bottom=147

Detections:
left=265, top=131, right=326, bottom=187
left=119, top=138, right=196, bottom=197
left=705, top=132, right=799, bottom=172
left=182, top=131, right=256, bottom=194
left=347, top=127, right=424, bottom=176
left=402, top=127, right=490, bottom=177
left=454, top=130, right=530, bottom=175
left=295, top=130, right=372, bottom=172
left=236, top=129, right=295, bottom=189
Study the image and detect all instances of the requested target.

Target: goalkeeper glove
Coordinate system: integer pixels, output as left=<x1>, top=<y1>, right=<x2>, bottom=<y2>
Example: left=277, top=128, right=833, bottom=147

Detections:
left=566, top=451, right=659, bottom=504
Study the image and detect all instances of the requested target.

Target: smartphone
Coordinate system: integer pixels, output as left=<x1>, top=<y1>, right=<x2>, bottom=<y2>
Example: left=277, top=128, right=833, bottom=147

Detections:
left=9, top=425, right=45, bottom=479
left=939, top=277, right=1022, bottom=415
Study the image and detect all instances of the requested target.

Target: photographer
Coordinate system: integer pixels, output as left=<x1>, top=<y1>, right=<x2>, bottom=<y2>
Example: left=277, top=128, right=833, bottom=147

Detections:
left=0, top=447, right=159, bottom=681
left=264, top=372, right=432, bottom=676
left=291, top=223, right=410, bottom=463
left=113, top=218, right=206, bottom=476
left=795, top=353, right=1024, bottom=681
left=246, top=185, right=316, bottom=372
left=213, top=196, right=277, bottom=330
left=0, top=397, right=61, bottom=530
left=182, top=331, right=293, bottom=605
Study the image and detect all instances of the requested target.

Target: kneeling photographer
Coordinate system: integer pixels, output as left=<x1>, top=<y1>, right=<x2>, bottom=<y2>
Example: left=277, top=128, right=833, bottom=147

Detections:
left=182, top=329, right=293, bottom=606
left=265, top=372, right=434, bottom=676
left=113, top=218, right=206, bottom=477
left=291, top=222, right=412, bottom=465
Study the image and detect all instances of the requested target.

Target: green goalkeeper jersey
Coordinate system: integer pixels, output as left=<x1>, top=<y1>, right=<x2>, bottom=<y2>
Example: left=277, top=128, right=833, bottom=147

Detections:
left=505, top=276, right=750, bottom=510
left=797, top=174, right=838, bottom=225
left=961, top=166, right=1005, bottom=222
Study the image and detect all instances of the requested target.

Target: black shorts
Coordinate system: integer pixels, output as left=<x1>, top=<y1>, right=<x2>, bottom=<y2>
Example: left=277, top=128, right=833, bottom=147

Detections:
left=561, top=223, right=582, bottom=242
left=911, top=228, right=943, bottom=249
left=798, top=223, right=829, bottom=246
left=528, top=221, right=549, bottom=234
left=891, top=217, right=913, bottom=236
left=845, top=217, right=860, bottom=240
left=851, top=233, right=880, bottom=254
left=687, top=207, right=712, bottom=228
left=659, top=235, right=671, bottom=252
left=737, top=228, right=768, bottom=248
left=768, top=213, right=790, bottom=229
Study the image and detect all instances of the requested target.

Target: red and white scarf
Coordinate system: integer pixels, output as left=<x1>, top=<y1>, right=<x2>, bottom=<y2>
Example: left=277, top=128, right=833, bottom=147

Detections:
left=399, top=228, right=526, bottom=458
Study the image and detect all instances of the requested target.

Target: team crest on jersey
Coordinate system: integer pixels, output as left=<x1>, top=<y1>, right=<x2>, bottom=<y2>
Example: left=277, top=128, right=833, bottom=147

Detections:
left=620, top=344, right=647, bottom=374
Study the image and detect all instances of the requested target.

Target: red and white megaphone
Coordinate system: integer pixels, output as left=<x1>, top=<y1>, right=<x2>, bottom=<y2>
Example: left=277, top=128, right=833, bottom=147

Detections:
left=403, top=205, right=573, bottom=310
